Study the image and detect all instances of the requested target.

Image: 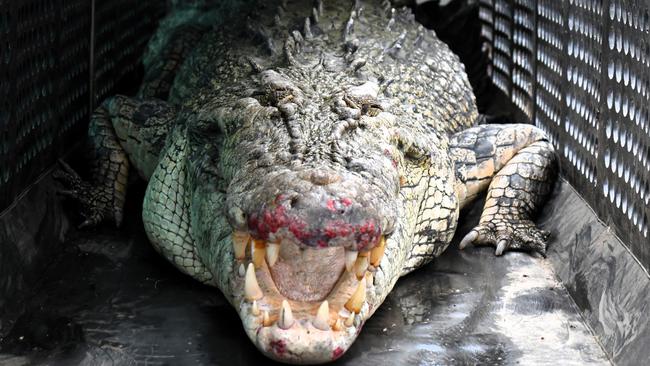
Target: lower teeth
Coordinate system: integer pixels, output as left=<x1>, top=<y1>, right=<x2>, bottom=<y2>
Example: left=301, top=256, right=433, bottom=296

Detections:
left=233, top=232, right=387, bottom=332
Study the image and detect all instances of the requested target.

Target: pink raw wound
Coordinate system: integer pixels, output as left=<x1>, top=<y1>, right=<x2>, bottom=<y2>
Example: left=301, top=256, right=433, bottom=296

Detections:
left=247, top=197, right=382, bottom=249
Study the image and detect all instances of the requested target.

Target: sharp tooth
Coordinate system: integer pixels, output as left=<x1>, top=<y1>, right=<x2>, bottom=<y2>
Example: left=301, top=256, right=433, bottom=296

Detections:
left=278, top=300, right=295, bottom=329
left=370, top=236, right=386, bottom=267
left=266, top=242, right=280, bottom=267
left=365, top=271, right=374, bottom=287
left=345, top=250, right=358, bottom=272
left=312, top=301, right=330, bottom=330
left=345, top=277, right=366, bottom=313
left=263, top=310, right=272, bottom=326
left=354, top=255, right=369, bottom=280
left=238, top=263, right=246, bottom=277
left=245, top=263, right=263, bottom=301
left=333, top=318, right=344, bottom=331
left=344, top=315, right=355, bottom=327
left=251, top=239, right=266, bottom=268
left=232, top=232, right=250, bottom=260
left=251, top=300, right=260, bottom=316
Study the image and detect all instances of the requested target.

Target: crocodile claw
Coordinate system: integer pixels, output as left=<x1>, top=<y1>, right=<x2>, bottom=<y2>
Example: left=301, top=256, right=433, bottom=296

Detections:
left=459, top=230, right=478, bottom=250
left=459, top=219, right=549, bottom=257
left=495, top=239, right=508, bottom=256
left=54, top=159, right=117, bottom=229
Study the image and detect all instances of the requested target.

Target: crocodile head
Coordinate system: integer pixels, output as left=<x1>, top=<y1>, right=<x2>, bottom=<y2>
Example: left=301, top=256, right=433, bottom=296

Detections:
left=197, top=65, right=418, bottom=363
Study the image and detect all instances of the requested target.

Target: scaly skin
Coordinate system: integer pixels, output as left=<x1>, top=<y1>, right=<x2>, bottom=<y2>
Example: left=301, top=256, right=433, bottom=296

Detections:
left=58, top=0, right=557, bottom=364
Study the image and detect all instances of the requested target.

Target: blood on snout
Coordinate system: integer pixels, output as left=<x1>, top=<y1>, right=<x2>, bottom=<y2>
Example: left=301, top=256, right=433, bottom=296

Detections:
left=247, top=196, right=382, bottom=250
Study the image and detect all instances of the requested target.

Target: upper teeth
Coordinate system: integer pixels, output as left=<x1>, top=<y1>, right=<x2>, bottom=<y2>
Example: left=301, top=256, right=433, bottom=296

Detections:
left=344, top=250, right=358, bottom=272
left=370, top=236, right=386, bottom=267
left=344, top=277, right=366, bottom=314
left=251, top=239, right=266, bottom=268
left=244, top=263, right=263, bottom=301
left=232, top=232, right=250, bottom=260
left=266, top=243, right=280, bottom=267
left=231, top=232, right=386, bottom=276
left=234, top=232, right=387, bottom=332
left=353, top=252, right=370, bottom=280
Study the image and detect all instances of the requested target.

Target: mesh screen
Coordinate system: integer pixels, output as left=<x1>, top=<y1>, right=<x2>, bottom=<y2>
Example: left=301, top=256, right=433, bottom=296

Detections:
left=0, top=0, right=163, bottom=213
left=479, top=0, right=650, bottom=270
left=94, top=0, right=164, bottom=104
left=58, top=1, right=91, bottom=149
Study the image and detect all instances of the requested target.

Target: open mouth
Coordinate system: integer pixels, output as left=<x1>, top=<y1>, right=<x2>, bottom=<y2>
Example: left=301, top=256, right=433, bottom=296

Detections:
left=229, top=231, right=386, bottom=351
left=231, top=231, right=386, bottom=329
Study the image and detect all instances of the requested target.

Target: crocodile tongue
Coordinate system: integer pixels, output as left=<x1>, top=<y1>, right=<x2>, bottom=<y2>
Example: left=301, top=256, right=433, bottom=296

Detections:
left=268, top=242, right=345, bottom=302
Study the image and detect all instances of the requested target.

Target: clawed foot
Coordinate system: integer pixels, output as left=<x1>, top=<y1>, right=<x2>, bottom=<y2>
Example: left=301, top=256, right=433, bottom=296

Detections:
left=459, top=218, right=550, bottom=257
left=53, top=160, right=118, bottom=228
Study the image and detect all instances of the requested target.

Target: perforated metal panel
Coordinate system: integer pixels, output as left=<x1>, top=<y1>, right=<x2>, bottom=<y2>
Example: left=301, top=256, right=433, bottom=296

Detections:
left=0, top=0, right=163, bottom=213
left=534, top=0, right=564, bottom=151
left=479, top=0, right=495, bottom=71
left=478, top=0, right=650, bottom=270
left=564, top=0, right=601, bottom=204
left=511, top=0, right=535, bottom=119
left=599, top=0, right=650, bottom=266
left=492, top=0, right=514, bottom=94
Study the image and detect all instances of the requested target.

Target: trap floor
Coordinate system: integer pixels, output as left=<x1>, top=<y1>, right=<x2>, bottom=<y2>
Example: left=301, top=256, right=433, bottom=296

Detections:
left=0, top=192, right=610, bottom=366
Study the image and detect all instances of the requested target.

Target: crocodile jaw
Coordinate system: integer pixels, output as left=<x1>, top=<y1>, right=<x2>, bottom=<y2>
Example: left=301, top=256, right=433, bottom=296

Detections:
left=226, top=235, right=398, bottom=364
left=237, top=271, right=372, bottom=364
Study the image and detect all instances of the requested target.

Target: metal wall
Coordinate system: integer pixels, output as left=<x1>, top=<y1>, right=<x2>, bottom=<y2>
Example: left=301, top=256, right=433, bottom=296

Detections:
left=479, top=0, right=650, bottom=270
left=0, top=0, right=164, bottom=214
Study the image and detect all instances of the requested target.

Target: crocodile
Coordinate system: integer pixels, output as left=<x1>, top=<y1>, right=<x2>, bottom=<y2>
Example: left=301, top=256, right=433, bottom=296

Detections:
left=56, top=0, right=557, bottom=363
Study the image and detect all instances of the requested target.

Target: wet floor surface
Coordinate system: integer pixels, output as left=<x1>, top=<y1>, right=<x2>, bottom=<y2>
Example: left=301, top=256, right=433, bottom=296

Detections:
left=0, top=194, right=611, bottom=366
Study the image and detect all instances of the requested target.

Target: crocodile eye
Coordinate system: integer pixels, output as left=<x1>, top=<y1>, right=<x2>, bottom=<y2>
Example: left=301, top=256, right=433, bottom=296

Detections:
left=361, top=102, right=382, bottom=117
left=269, top=86, right=294, bottom=106
left=253, top=86, right=293, bottom=107
left=257, top=70, right=304, bottom=108
left=343, top=95, right=382, bottom=117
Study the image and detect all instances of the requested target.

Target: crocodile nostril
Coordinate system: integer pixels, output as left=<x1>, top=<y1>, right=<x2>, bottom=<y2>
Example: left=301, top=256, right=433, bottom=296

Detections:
left=309, top=170, right=340, bottom=185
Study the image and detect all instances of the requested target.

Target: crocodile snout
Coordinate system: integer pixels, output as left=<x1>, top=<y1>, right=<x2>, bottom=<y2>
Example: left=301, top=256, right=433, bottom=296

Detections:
left=246, top=189, right=383, bottom=252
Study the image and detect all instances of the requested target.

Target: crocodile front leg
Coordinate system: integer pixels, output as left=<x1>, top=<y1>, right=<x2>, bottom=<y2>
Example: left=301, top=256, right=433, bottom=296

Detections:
left=450, top=124, right=557, bottom=256
left=55, top=102, right=130, bottom=227
left=56, top=96, right=175, bottom=227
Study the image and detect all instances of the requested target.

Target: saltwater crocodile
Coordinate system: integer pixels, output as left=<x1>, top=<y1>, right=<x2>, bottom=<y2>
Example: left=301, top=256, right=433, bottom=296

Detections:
left=57, top=0, right=557, bottom=363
